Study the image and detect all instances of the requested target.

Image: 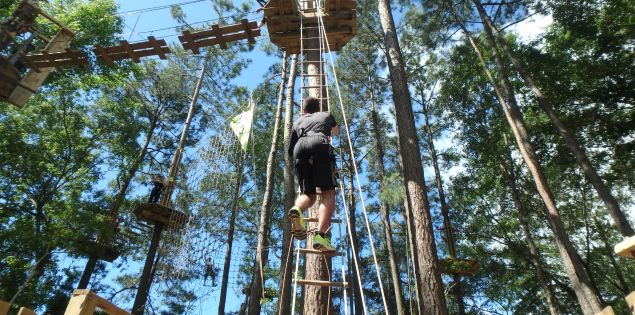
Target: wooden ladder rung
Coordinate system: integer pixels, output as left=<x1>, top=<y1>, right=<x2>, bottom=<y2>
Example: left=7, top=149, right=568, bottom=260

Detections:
left=296, top=279, right=349, bottom=287
left=302, top=85, right=327, bottom=89
left=299, top=248, right=343, bottom=256
left=304, top=217, right=341, bottom=223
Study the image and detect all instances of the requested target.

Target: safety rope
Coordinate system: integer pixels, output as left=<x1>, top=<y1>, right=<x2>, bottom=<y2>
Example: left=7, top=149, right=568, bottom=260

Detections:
left=316, top=4, right=391, bottom=313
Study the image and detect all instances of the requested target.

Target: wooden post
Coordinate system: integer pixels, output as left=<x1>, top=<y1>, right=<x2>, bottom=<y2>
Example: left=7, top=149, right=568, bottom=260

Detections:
left=64, top=289, right=131, bottom=315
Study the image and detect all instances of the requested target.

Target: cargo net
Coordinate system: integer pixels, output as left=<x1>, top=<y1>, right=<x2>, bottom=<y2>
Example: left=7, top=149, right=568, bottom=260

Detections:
left=149, top=125, right=250, bottom=311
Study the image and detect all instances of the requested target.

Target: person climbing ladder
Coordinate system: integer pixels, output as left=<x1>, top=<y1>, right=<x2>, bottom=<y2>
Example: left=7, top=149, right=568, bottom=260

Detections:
left=287, top=97, right=340, bottom=252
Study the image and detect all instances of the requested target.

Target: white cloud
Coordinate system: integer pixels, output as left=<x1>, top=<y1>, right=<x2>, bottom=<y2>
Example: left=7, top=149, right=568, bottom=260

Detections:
left=509, top=13, right=553, bottom=44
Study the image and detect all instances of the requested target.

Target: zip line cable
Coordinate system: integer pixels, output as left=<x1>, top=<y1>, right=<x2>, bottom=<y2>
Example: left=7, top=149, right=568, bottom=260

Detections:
left=114, top=0, right=209, bottom=16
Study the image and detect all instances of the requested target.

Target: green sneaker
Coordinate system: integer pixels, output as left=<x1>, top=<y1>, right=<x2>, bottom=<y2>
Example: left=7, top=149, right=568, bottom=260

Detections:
left=313, top=233, right=336, bottom=252
left=288, top=207, right=307, bottom=240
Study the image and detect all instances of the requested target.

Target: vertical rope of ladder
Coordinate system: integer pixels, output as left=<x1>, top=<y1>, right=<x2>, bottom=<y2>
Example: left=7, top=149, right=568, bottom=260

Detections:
left=317, top=9, right=391, bottom=314
left=290, top=2, right=306, bottom=312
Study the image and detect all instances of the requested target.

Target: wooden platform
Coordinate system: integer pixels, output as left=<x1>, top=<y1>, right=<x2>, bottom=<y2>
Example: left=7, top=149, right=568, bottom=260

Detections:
left=614, top=236, right=635, bottom=259
left=93, top=36, right=170, bottom=66
left=20, top=48, right=89, bottom=70
left=134, top=203, right=189, bottom=229
left=75, top=239, right=121, bottom=262
left=64, top=289, right=130, bottom=315
left=7, top=27, right=75, bottom=107
left=263, top=0, right=357, bottom=53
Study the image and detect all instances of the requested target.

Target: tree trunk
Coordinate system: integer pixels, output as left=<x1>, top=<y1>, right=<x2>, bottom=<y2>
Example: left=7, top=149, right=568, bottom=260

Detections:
left=77, top=117, right=159, bottom=290
left=131, top=224, right=163, bottom=315
left=420, top=100, right=465, bottom=315
left=346, top=159, right=364, bottom=315
left=501, top=135, right=560, bottom=315
left=368, top=69, right=406, bottom=315
left=218, top=153, right=245, bottom=315
left=464, top=2, right=603, bottom=313
left=376, top=0, right=448, bottom=313
left=278, top=54, right=298, bottom=315
left=248, top=53, right=289, bottom=315
left=480, top=6, right=634, bottom=237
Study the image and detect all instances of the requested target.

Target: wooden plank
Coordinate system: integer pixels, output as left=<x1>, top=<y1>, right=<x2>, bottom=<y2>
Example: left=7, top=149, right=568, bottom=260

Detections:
left=147, top=36, right=167, bottom=59
left=595, top=306, right=615, bottom=315
left=119, top=40, right=139, bottom=63
left=179, top=30, right=199, bottom=54
left=241, top=19, right=256, bottom=44
left=615, top=236, right=635, bottom=259
left=64, top=290, right=130, bottom=315
left=64, top=290, right=97, bottom=315
left=93, top=45, right=113, bottom=65
left=17, top=307, right=37, bottom=315
left=296, top=279, right=348, bottom=288
left=626, top=291, right=635, bottom=313
left=0, top=300, right=10, bottom=315
left=8, top=27, right=74, bottom=107
left=212, top=24, right=227, bottom=49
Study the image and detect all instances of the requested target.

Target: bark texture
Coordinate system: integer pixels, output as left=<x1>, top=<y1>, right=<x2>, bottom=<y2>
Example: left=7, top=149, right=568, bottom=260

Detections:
left=376, top=0, right=448, bottom=313
left=248, top=53, right=289, bottom=315
left=278, top=54, right=298, bottom=315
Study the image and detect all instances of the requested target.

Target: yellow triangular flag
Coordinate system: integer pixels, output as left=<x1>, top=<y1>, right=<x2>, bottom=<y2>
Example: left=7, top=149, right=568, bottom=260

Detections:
left=230, top=103, right=254, bottom=151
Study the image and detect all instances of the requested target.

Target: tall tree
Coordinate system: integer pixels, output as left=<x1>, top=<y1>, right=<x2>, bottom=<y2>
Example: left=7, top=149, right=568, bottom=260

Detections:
left=451, top=2, right=603, bottom=312
left=472, top=0, right=633, bottom=237
left=376, top=0, right=448, bottom=313
left=248, top=53, right=288, bottom=315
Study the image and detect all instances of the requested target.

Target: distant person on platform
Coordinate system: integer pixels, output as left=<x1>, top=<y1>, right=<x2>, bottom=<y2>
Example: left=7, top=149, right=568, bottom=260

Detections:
left=148, top=174, right=165, bottom=204
left=287, top=97, right=339, bottom=252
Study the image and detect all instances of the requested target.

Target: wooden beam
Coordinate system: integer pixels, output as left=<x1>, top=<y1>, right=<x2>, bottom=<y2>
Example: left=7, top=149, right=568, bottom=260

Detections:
left=594, top=306, right=615, bottom=315
left=241, top=19, right=256, bottom=44
left=614, top=236, right=635, bottom=259
left=64, top=290, right=130, bottom=315
left=212, top=24, right=227, bottom=49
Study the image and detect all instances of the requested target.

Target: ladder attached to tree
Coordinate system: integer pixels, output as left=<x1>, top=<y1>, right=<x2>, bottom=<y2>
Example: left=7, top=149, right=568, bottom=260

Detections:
left=289, top=0, right=350, bottom=313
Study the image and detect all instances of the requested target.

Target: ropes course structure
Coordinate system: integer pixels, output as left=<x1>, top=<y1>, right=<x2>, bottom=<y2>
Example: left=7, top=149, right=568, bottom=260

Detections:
left=261, top=0, right=394, bottom=313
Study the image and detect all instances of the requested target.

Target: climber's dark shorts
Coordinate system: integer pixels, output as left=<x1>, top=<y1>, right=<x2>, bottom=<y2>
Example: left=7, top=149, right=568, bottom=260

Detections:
left=293, top=135, right=336, bottom=195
